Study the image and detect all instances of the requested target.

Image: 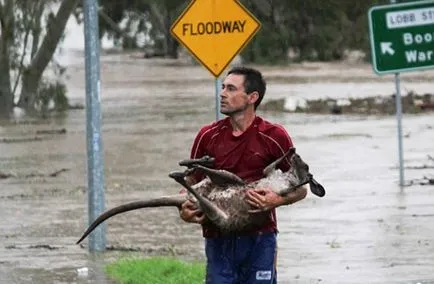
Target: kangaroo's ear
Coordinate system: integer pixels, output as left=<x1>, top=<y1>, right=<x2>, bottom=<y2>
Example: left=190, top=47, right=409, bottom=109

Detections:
left=263, top=147, right=296, bottom=177
left=309, top=178, right=325, bottom=197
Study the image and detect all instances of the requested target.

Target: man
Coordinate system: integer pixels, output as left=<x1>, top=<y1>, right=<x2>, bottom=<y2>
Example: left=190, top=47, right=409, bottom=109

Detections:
left=179, top=66, right=307, bottom=283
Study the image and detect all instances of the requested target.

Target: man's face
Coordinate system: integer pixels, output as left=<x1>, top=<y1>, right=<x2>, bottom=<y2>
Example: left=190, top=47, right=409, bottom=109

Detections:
left=220, top=74, right=255, bottom=115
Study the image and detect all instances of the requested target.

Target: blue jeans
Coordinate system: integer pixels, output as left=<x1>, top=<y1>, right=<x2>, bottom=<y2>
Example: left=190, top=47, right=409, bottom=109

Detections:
left=205, top=232, right=277, bottom=284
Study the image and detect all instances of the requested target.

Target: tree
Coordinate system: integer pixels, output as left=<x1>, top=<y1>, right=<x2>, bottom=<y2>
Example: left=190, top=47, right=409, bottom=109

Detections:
left=0, top=0, right=78, bottom=118
left=240, top=0, right=348, bottom=63
left=95, top=0, right=391, bottom=64
left=145, top=0, right=186, bottom=58
left=97, top=0, right=186, bottom=58
left=0, top=0, right=15, bottom=117
left=240, top=0, right=292, bottom=64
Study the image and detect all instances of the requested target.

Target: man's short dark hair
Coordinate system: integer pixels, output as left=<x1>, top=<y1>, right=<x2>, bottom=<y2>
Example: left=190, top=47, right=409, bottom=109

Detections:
left=227, top=66, right=266, bottom=110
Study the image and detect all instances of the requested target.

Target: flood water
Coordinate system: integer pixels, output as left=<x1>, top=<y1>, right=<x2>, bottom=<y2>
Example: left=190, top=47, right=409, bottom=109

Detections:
left=1, top=51, right=434, bottom=283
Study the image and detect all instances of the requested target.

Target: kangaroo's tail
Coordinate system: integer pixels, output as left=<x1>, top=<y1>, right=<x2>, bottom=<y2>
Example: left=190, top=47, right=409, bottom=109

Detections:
left=76, top=195, right=186, bottom=244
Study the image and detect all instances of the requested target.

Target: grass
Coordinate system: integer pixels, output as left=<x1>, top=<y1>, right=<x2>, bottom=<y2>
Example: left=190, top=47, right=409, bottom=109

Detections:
left=105, top=256, right=206, bottom=284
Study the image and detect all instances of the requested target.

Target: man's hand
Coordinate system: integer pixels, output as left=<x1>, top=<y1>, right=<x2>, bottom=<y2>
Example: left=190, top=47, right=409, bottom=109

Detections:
left=245, top=185, right=308, bottom=213
left=179, top=200, right=205, bottom=224
left=245, top=188, right=284, bottom=212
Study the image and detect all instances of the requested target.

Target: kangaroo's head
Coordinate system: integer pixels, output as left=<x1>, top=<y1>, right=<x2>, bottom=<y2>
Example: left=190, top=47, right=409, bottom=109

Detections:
left=271, top=148, right=325, bottom=197
left=288, top=151, right=325, bottom=197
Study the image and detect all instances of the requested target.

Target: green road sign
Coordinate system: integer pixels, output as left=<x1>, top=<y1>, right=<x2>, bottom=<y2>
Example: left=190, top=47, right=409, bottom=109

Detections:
left=369, top=0, right=434, bottom=74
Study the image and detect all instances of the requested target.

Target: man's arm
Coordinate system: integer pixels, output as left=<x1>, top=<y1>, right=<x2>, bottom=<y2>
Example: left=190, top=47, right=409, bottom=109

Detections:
left=178, top=172, right=206, bottom=224
left=245, top=184, right=308, bottom=212
left=278, top=184, right=308, bottom=205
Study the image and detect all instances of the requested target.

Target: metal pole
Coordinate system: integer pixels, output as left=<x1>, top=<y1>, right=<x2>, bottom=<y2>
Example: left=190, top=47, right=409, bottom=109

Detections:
left=83, top=0, right=106, bottom=252
left=215, top=77, right=222, bottom=121
left=389, top=0, right=404, bottom=187
left=394, top=73, right=405, bottom=186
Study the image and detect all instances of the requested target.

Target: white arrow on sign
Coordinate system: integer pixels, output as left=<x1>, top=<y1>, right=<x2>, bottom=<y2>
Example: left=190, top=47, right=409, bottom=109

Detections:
left=381, top=42, right=395, bottom=55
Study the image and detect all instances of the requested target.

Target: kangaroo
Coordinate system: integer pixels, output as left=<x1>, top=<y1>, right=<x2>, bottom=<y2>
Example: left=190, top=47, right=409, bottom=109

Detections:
left=76, top=148, right=325, bottom=244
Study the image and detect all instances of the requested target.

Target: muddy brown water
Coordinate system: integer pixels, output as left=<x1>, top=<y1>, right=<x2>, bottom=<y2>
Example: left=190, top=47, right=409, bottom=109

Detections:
left=1, top=51, right=434, bottom=283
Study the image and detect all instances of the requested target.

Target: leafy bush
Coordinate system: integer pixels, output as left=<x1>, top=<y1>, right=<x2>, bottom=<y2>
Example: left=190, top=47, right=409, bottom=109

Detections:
left=35, top=80, right=69, bottom=116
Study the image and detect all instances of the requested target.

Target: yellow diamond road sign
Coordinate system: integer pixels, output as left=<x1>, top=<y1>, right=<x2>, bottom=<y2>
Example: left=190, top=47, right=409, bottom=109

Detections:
left=171, top=0, right=261, bottom=78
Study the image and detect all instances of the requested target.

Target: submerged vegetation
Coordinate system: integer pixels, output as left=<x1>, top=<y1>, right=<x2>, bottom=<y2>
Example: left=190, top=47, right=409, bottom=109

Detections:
left=262, top=91, right=434, bottom=115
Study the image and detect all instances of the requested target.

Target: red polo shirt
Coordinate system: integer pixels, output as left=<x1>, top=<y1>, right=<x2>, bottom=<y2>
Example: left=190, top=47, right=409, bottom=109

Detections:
left=190, top=116, right=293, bottom=237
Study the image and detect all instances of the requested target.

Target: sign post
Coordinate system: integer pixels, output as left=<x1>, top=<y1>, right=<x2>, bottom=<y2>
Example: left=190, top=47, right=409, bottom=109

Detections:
left=83, top=0, right=106, bottom=251
left=369, top=0, right=434, bottom=186
left=215, top=78, right=222, bottom=121
left=171, top=0, right=261, bottom=120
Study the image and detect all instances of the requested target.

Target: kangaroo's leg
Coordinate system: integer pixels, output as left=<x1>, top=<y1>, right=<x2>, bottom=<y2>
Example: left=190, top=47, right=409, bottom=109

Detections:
left=193, top=165, right=245, bottom=186
left=169, top=171, right=229, bottom=227
left=179, top=156, right=215, bottom=168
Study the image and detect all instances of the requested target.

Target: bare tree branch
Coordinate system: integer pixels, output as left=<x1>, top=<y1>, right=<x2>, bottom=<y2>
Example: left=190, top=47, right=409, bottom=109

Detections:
left=149, top=3, right=166, bottom=34
left=0, top=0, right=6, bottom=33
left=246, top=0, right=272, bottom=18
left=0, top=0, right=14, bottom=115
left=98, top=7, right=134, bottom=41
left=12, top=1, right=39, bottom=97
left=0, top=1, right=3, bottom=21
left=18, top=0, right=79, bottom=110
left=30, top=1, right=45, bottom=59
left=27, top=0, right=79, bottom=77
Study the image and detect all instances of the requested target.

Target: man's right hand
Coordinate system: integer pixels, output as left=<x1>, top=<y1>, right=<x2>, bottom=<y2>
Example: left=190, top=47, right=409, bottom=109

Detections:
left=179, top=200, right=205, bottom=224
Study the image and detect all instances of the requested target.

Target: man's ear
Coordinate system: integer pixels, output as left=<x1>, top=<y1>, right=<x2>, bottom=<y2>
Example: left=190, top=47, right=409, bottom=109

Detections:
left=248, top=91, right=259, bottom=106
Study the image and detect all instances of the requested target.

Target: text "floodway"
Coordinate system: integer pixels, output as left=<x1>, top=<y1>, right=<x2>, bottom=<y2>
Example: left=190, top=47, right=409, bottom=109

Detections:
left=182, top=20, right=246, bottom=36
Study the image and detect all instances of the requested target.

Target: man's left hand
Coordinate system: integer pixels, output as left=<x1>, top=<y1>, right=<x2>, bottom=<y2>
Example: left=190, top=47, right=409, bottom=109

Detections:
left=245, top=188, right=284, bottom=213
